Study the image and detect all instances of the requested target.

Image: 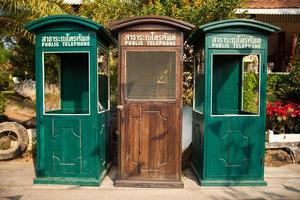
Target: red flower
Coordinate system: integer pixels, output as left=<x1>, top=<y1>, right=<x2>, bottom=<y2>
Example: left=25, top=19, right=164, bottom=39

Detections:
left=266, top=101, right=300, bottom=133
left=266, top=103, right=274, bottom=116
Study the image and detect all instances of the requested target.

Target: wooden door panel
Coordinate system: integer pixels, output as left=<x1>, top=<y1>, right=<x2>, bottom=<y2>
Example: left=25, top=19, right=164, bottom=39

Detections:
left=121, top=103, right=178, bottom=180
left=123, top=104, right=140, bottom=177
left=139, top=109, right=168, bottom=178
left=118, top=47, right=182, bottom=185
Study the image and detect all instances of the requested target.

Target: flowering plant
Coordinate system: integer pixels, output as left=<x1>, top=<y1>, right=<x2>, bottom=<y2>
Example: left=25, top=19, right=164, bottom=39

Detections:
left=266, top=102, right=300, bottom=134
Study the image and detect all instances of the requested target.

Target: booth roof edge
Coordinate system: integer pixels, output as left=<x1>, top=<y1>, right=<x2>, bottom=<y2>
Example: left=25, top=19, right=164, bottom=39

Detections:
left=198, top=18, right=281, bottom=33
left=187, top=18, right=281, bottom=45
left=25, top=15, right=116, bottom=45
left=108, top=15, right=195, bottom=34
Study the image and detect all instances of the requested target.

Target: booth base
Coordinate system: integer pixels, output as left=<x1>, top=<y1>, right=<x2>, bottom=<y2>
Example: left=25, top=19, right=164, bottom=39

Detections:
left=199, top=180, right=267, bottom=187
left=34, top=177, right=101, bottom=186
left=114, top=179, right=184, bottom=188
left=191, top=163, right=267, bottom=187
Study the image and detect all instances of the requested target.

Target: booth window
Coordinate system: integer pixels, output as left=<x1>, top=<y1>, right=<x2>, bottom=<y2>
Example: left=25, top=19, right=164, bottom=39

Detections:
left=98, top=49, right=109, bottom=112
left=193, top=50, right=205, bottom=113
left=125, top=51, right=176, bottom=100
left=212, top=54, right=260, bottom=115
left=43, top=52, right=89, bottom=114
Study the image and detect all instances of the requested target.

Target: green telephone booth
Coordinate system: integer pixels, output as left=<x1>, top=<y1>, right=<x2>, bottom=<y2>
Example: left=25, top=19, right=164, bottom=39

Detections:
left=188, top=19, right=280, bottom=186
left=25, top=15, right=115, bottom=186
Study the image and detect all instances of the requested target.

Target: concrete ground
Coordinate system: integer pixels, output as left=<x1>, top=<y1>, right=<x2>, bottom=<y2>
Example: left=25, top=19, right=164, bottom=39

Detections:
left=0, top=159, right=300, bottom=200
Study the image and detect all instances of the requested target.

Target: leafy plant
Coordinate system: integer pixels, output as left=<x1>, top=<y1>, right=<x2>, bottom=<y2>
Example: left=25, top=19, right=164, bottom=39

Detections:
left=243, top=71, right=259, bottom=113
left=0, top=92, right=6, bottom=114
left=0, top=69, right=13, bottom=91
left=266, top=102, right=300, bottom=134
left=0, top=45, right=10, bottom=65
left=0, top=0, right=73, bottom=41
left=183, top=71, right=193, bottom=106
left=9, top=38, right=35, bottom=80
left=0, top=0, right=73, bottom=81
left=139, top=0, right=247, bottom=26
left=0, top=46, right=13, bottom=91
left=267, top=73, right=289, bottom=94
left=109, top=50, right=118, bottom=106
left=0, top=0, right=247, bottom=107
left=80, top=0, right=141, bottom=26
left=283, top=40, right=300, bottom=101
left=267, top=35, right=300, bottom=102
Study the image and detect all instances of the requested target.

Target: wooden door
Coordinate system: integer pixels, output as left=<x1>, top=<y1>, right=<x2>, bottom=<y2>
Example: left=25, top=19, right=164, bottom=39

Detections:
left=118, top=49, right=182, bottom=183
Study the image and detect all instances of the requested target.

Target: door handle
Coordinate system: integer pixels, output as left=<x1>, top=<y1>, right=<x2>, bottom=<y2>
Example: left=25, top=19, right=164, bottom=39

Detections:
left=117, top=105, right=124, bottom=111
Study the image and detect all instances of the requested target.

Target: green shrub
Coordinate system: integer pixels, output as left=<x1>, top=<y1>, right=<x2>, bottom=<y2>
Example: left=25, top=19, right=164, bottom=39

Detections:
left=243, top=72, right=259, bottom=113
left=0, top=92, right=6, bottom=114
left=284, top=61, right=300, bottom=102
left=0, top=46, right=13, bottom=91
left=267, top=36, right=300, bottom=102
left=267, top=73, right=289, bottom=94
left=0, top=67, right=13, bottom=91
left=9, top=39, right=35, bottom=81
left=183, top=71, right=193, bottom=106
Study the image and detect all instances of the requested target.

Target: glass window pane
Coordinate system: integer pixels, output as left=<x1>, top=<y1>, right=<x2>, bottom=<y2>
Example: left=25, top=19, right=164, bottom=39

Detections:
left=194, top=50, right=205, bottom=113
left=241, top=55, right=259, bottom=114
left=44, top=53, right=89, bottom=114
left=98, top=49, right=109, bottom=112
left=126, top=51, right=176, bottom=100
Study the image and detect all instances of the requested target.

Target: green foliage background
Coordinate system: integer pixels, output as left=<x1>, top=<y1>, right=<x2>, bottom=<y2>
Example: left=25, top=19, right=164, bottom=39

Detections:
left=242, top=72, right=259, bottom=113
left=0, top=39, right=13, bottom=114
left=267, top=36, right=300, bottom=103
left=0, top=0, right=247, bottom=106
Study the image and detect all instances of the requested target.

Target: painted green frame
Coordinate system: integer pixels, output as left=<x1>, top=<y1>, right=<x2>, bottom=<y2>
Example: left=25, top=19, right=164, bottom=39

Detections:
left=42, top=51, right=91, bottom=115
left=209, top=50, right=262, bottom=116
left=25, top=15, right=116, bottom=186
left=188, top=19, right=280, bottom=186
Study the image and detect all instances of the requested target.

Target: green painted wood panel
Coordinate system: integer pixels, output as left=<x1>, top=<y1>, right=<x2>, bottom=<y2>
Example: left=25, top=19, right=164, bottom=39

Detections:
left=26, top=15, right=114, bottom=186
left=60, top=53, right=89, bottom=114
left=189, top=19, right=280, bottom=186
left=212, top=55, right=241, bottom=115
left=205, top=117, right=264, bottom=180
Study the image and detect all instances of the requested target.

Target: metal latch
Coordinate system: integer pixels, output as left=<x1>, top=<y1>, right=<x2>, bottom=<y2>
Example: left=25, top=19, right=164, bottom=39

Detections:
left=117, top=105, right=123, bottom=111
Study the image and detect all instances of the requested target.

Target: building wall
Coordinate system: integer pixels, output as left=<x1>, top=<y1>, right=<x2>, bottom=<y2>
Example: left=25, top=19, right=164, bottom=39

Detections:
left=254, top=15, right=300, bottom=71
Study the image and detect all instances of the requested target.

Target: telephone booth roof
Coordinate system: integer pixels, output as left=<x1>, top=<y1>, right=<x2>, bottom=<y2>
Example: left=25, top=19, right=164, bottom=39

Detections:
left=25, top=15, right=116, bottom=45
left=109, top=15, right=195, bottom=37
left=188, top=19, right=281, bottom=44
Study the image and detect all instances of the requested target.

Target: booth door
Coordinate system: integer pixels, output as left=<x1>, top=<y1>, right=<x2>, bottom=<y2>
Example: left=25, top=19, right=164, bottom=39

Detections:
left=119, top=50, right=181, bottom=181
left=207, top=53, right=265, bottom=179
left=41, top=52, right=93, bottom=176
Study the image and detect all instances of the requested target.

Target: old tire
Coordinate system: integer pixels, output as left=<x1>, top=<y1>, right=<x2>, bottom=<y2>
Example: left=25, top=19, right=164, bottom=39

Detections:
left=0, top=122, right=29, bottom=161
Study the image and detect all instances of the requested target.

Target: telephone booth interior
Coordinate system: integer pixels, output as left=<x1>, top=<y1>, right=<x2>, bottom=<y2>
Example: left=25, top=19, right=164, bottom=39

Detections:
left=109, top=16, right=194, bottom=188
left=188, top=19, right=280, bottom=186
left=25, top=15, right=115, bottom=186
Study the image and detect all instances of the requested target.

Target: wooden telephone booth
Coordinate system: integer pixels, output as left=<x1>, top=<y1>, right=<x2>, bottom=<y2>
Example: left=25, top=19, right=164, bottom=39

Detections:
left=110, top=16, right=194, bottom=187
left=25, top=15, right=115, bottom=186
left=188, top=19, right=280, bottom=186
